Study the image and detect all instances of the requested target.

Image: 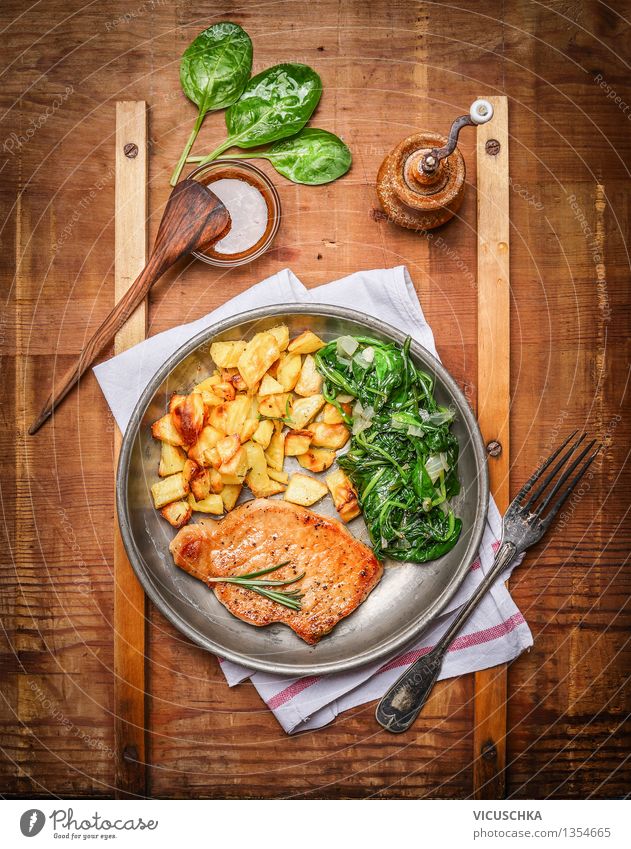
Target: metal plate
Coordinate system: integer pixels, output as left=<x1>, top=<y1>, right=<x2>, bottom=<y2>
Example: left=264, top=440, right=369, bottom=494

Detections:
left=116, top=305, right=489, bottom=675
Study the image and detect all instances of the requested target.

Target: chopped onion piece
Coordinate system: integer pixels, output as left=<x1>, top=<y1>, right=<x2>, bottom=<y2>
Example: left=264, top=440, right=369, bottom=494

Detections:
left=337, top=393, right=353, bottom=403
left=407, top=424, right=425, bottom=437
left=352, top=400, right=374, bottom=435
left=352, top=351, right=370, bottom=370
left=426, top=410, right=454, bottom=426
left=336, top=335, right=359, bottom=358
left=425, top=454, right=445, bottom=484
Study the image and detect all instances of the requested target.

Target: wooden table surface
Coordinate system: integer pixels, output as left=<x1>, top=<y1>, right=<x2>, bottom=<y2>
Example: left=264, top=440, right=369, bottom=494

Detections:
left=2, top=0, right=630, bottom=799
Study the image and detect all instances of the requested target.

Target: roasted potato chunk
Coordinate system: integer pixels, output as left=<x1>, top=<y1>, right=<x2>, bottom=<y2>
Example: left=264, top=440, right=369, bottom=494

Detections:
left=259, top=373, right=285, bottom=395
left=245, top=442, right=284, bottom=496
left=268, top=324, right=290, bottom=352
left=218, top=445, right=248, bottom=480
left=245, top=441, right=267, bottom=475
left=200, top=389, right=222, bottom=412
left=230, top=371, right=248, bottom=393
left=310, top=422, right=351, bottom=449
left=267, top=468, right=289, bottom=484
left=240, top=417, right=259, bottom=443
left=284, top=473, right=328, bottom=507
left=182, top=458, right=200, bottom=486
left=207, top=402, right=230, bottom=433
left=194, top=374, right=221, bottom=393
left=264, top=430, right=285, bottom=472
left=237, top=332, right=281, bottom=388
left=190, top=468, right=212, bottom=501
left=158, top=443, right=187, bottom=477
left=207, top=447, right=222, bottom=469
left=220, top=484, right=242, bottom=511
left=326, top=469, right=361, bottom=522
left=284, top=430, right=313, bottom=457
left=288, top=394, right=325, bottom=429
left=294, top=354, right=323, bottom=397
left=151, top=473, right=188, bottom=509
left=187, top=425, right=223, bottom=467
left=246, top=473, right=286, bottom=498
left=252, top=419, right=274, bottom=449
left=276, top=352, right=302, bottom=391
left=220, top=472, right=244, bottom=486
left=170, top=392, right=204, bottom=444
left=288, top=330, right=325, bottom=354
left=321, top=402, right=350, bottom=424
left=151, top=414, right=186, bottom=447
left=188, top=492, right=224, bottom=515
left=297, top=447, right=336, bottom=473
left=210, top=340, right=247, bottom=369
left=258, top=392, right=291, bottom=419
left=208, top=468, right=224, bottom=494
left=160, top=500, right=192, bottom=528
left=224, top=395, right=250, bottom=437
left=211, top=381, right=236, bottom=402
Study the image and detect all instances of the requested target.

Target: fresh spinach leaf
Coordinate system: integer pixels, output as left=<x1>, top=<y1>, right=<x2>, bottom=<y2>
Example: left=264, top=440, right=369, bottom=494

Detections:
left=192, top=64, right=322, bottom=165
left=170, top=22, right=252, bottom=186
left=225, top=128, right=352, bottom=184
left=198, top=128, right=352, bottom=185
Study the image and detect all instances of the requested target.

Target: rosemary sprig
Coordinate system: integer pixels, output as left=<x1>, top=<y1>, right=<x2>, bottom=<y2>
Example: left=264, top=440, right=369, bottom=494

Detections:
left=207, top=561, right=305, bottom=611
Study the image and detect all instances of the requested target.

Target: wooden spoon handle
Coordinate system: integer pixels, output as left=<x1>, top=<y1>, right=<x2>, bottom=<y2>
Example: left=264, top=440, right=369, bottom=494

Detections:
left=28, top=257, right=160, bottom=435
left=28, top=178, right=229, bottom=436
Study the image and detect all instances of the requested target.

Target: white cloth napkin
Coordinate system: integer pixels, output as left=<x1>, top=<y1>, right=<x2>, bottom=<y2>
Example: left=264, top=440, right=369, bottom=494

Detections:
left=94, top=266, right=533, bottom=733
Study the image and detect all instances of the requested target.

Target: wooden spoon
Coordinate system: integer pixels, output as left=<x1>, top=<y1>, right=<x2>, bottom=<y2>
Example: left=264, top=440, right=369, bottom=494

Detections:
left=29, top=178, right=230, bottom=436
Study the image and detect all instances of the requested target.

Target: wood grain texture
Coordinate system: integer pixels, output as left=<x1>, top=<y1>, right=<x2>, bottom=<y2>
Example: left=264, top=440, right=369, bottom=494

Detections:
left=473, top=95, right=510, bottom=800
left=113, top=101, right=148, bottom=798
left=1, top=0, right=630, bottom=800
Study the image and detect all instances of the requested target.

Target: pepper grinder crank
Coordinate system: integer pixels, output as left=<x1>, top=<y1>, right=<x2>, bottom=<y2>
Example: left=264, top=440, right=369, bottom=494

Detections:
left=376, top=99, right=494, bottom=230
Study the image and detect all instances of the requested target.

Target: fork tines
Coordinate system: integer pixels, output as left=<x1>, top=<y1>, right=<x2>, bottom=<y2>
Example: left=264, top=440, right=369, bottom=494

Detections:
left=514, top=431, right=600, bottom=527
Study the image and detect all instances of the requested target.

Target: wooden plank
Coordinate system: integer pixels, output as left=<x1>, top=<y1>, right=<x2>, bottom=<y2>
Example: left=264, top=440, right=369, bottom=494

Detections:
left=473, top=95, right=510, bottom=799
left=113, top=101, right=148, bottom=798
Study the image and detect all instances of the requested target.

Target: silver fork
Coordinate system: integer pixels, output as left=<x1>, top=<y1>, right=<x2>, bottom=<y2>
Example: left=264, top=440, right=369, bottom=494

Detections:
left=375, top=432, right=600, bottom=733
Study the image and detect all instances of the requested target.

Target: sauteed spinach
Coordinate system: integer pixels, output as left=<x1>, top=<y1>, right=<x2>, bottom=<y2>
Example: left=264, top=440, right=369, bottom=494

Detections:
left=315, top=336, right=462, bottom=563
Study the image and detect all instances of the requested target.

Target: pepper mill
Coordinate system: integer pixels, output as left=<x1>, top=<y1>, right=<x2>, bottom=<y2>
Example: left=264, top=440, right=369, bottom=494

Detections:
left=376, top=99, right=494, bottom=230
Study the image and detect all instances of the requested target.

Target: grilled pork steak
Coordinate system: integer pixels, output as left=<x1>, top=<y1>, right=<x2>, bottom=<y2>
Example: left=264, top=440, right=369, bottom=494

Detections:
left=169, top=498, right=383, bottom=644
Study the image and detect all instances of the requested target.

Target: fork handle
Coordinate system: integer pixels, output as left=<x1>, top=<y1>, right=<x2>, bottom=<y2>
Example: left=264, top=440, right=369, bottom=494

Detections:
left=375, top=644, right=446, bottom=732
left=376, top=541, right=517, bottom=733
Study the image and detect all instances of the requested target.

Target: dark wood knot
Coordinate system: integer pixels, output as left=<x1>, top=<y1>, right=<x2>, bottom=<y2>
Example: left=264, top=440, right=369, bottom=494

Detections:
left=122, top=744, right=138, bottom=763
left=481, top=740, right=498, bottom=761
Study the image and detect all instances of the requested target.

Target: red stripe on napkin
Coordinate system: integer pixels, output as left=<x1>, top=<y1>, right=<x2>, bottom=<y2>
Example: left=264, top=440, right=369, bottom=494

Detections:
left=268, top=676, right=321, bottom=709
left=266, top=611, right=526, bottom=709
left=378, top=612, right=526, bottom=675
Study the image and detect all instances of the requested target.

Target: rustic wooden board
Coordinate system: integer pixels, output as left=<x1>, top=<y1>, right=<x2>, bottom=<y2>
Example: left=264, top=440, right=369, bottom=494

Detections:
left=113, top=101, right=148, bottom=798
left=473, top=95, right=510, bottom=799
left=1, top=0, right=630, bottom=800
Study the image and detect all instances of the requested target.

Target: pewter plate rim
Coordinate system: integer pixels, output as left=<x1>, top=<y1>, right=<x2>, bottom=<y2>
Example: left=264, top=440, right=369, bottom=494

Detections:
left=116, top=303, right=489, bottom=676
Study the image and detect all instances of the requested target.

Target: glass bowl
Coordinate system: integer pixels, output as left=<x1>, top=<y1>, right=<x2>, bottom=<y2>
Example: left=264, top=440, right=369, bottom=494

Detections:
left=188, top=160, right=281, bottom=267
